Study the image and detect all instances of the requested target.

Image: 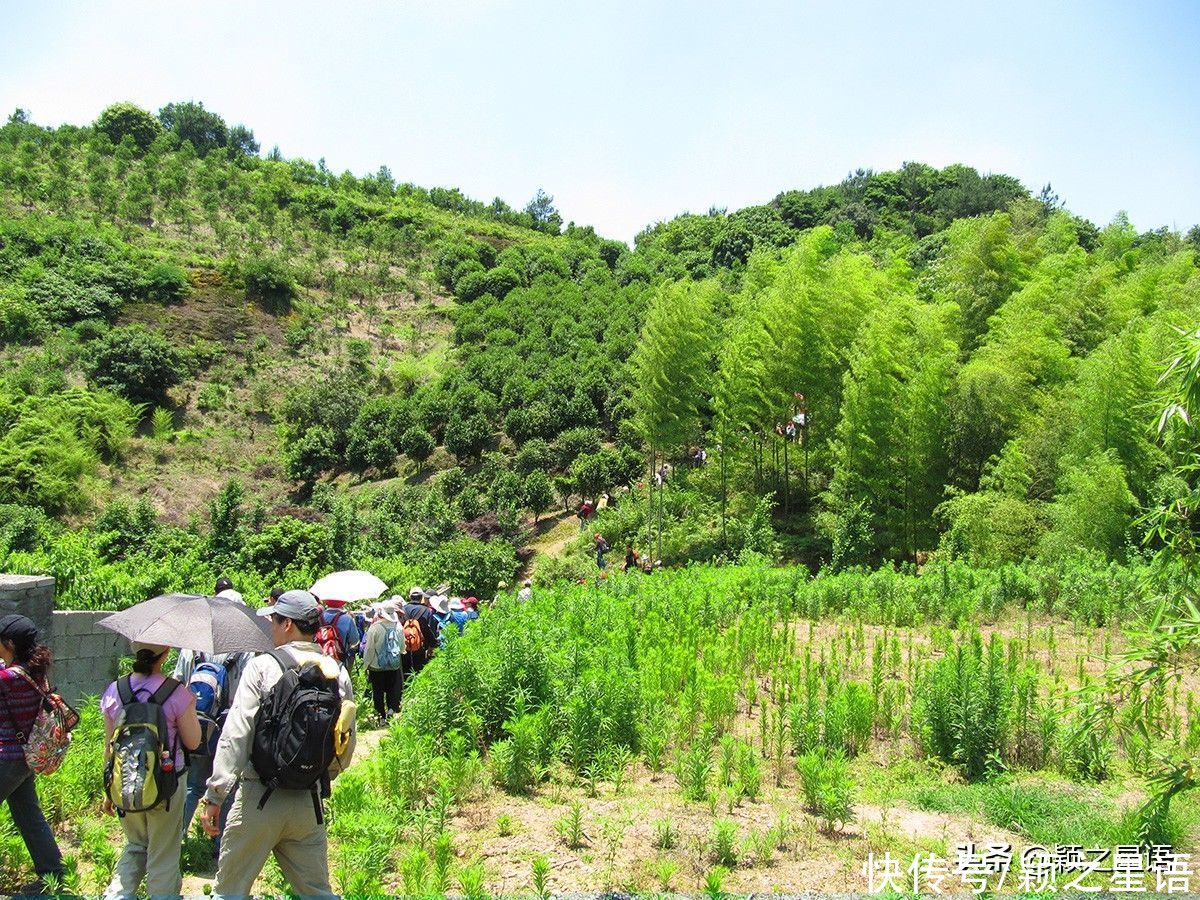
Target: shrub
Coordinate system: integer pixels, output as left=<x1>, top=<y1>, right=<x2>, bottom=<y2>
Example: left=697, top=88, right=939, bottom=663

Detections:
left=426, top=536, right=516, bottom=601
left=243, top=255, right=296, bottom=314
left=0, top=286, right=47, bottom=343
left=917, top=633, right=1011, bottom=780
left=239, top=516, right=330, bottom=577
left=85, top=325, right=185, bottom=406
left=483, top=266, right=521, bottom=299
left=139, top=261, right=190, bottom=304
left=796, top=750, right=854, bottom=832
left=283, top=426, right=338, bottom=483
left=26, top=272, right=122, bottom=325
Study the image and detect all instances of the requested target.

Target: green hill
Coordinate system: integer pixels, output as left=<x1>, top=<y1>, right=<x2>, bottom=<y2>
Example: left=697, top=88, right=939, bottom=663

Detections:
left=1, top=101, right=1199, bottom=605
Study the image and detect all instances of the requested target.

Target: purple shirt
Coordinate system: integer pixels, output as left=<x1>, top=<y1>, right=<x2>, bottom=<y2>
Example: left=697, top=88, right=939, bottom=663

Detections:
left=101, top=674, right=194, bottom=767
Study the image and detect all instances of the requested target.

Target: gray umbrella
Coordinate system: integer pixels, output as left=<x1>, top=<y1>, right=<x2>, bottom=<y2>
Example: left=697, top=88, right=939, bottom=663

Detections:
left=97, top=593, right=274, bottom=654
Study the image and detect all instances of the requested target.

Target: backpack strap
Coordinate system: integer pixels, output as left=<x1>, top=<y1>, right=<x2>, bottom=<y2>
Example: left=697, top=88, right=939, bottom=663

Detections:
left=149, top=676, right=182, bottom=707
left=117, top=674, right=135, bottom=706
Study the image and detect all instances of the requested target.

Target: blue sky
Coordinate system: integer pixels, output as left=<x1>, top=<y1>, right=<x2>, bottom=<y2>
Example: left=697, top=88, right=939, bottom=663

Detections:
left=2, top=0, right=1198, bottom=242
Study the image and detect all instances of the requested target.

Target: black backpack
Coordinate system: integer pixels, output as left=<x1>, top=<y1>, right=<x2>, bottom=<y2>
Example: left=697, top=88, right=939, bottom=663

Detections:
left=104, top=677, right=184, bottom=814
left=250, top=649, right=342, bottom=822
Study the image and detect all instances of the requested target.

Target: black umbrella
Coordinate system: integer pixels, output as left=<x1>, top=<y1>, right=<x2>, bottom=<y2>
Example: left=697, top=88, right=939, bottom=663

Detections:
left=97, top=593, right=273, bottom=654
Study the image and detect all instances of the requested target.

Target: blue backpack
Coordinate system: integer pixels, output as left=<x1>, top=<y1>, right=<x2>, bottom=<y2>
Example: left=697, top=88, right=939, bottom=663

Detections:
left=376, top=624, right=403, bottom=671
left=188, top=659, right=230, bottom=756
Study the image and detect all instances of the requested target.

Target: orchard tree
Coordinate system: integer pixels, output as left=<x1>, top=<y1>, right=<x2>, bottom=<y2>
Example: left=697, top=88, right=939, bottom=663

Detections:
left=94, top=103, right=162, bottom=152
left=158, top=101, right=228, bottom=156
left=86, top=325, right=185, bottom=406
left=523, top=470, right=554, bottom=523
left=399, top=426, right=436, bottom=472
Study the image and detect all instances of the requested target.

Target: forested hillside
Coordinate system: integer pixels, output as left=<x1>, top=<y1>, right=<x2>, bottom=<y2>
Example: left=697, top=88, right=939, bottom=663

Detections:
left=1, top=101, right=1199, bottom=606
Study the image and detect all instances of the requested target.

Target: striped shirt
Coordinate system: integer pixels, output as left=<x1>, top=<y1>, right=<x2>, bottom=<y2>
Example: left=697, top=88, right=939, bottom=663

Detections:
left=0, top=666, right=45, bottom=760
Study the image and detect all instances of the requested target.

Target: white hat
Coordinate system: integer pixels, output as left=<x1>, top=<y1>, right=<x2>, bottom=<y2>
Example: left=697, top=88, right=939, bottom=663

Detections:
left=430, top=594, right=450, bottom=615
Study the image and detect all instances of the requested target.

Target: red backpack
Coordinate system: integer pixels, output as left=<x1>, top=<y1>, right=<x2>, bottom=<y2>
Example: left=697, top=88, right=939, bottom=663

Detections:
left=315, top=610, right=345, bottom=662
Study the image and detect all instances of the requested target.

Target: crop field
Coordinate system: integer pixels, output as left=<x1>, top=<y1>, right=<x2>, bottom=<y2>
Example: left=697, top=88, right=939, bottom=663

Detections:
left=3, top=559, right=1196, bottom=896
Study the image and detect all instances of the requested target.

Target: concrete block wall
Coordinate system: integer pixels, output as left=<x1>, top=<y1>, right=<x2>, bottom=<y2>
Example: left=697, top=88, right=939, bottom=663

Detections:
left=0, top=575, right=55, bottom=635
left=49, top=611, right=127, bottom=704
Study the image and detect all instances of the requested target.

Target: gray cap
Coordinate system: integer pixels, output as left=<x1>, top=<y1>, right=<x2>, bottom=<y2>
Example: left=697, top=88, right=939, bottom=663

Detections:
left=257, top=589, right=319, bottom=621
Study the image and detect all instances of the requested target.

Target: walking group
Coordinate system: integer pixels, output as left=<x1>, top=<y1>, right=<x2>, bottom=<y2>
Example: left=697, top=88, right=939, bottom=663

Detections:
left=0, top=572, right=481, bottom=898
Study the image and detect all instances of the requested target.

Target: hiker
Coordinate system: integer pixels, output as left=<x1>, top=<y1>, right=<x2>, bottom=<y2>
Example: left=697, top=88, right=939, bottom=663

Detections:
left=402, top=587, right=439, bottom=677
left=0, top=615, right=65, bottom=892
left=316, top=597, right=361, bottom=670
left=623, top=545, right=640, bottom=573
left=595, top=533, right=610, bottom=570
left=429, top=594, right=452, bottom=647
left=362, top=604, right=403, bottom=723
left=214, top=576, right=243, bottom=605
left=577, top=499, right=594, bottom=530
left=174, top=591, right=251, bottom=853
left=265, top=587, right=285, bottom=606
left=101, top=642, right=201, bottom=900
left=448, top=597, right=480, bottom=635
left=517, top=579, right=533, bottom=602
left=201, top=590, right=356, bottom=897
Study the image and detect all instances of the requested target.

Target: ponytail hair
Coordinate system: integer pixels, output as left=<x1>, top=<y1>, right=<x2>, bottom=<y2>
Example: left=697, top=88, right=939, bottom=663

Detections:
left=132, top=647, right=166, bottom=675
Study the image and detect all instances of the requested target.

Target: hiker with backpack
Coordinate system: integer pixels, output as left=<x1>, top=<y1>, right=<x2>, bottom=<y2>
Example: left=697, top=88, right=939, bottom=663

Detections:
left=448, top=597, right=480, bottom=635
left=101, top=641, right=202, bottom=900
left=174, top=583, right=251, bottom=852
left=362, top=603, right=403, bottom=724
left=0, top=615, right=66, bottom=893
left=402, top=587, right=439, bottom=677
left=201, top=590, right=356, bottom=897
left=595, top=533, right=611, bottom=570
left=315, top=597, right=362, bottom=671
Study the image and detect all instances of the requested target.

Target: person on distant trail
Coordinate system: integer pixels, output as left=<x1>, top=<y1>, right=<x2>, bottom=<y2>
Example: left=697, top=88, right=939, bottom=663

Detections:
left=362, top=604, right=403, bottom=724
left=402, top=587, right=439, bottom=677
left=102, top=641, right=201, bottom=900
left=517, top=579, right=533, bottom=603
left=595, top=533, right=610, bottom=570
left=449, top=597, right=480, bottom=635
left=0, top=615, right=65, bottom=894
left=265, top=587, right=285, bottom=606
left=577, top=499, right=594, bottom=530
left=623, top=545, right=640, bottom=573
left=201, top=590, right=356, bottom=898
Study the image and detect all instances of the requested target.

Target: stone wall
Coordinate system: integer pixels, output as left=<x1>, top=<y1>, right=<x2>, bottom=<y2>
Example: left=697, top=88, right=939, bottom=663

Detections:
left=0, top=574, right=55, bottom=635
left=0, top=575, right=130, bottom=704
left=49, top=611, right=127, bottom=704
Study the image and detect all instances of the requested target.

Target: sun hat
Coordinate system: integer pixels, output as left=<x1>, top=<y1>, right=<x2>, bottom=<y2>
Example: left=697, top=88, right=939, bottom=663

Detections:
left=429, top=595, right=450, bottom=615
left=409, top=586, right=425, bottom=599
left=130, top=641, right=169, bottom=656
left=257, top=589, right=319, bottom=621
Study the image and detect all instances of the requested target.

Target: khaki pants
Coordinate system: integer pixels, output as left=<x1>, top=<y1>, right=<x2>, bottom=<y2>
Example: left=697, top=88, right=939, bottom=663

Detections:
left=214, top=778, right=332, bottom=898
left=104, top=777, right=187, bottom=900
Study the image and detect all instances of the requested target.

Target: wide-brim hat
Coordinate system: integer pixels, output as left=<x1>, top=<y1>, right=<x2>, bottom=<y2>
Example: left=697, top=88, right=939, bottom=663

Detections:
left=429, top=594, right=450, bottom=615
